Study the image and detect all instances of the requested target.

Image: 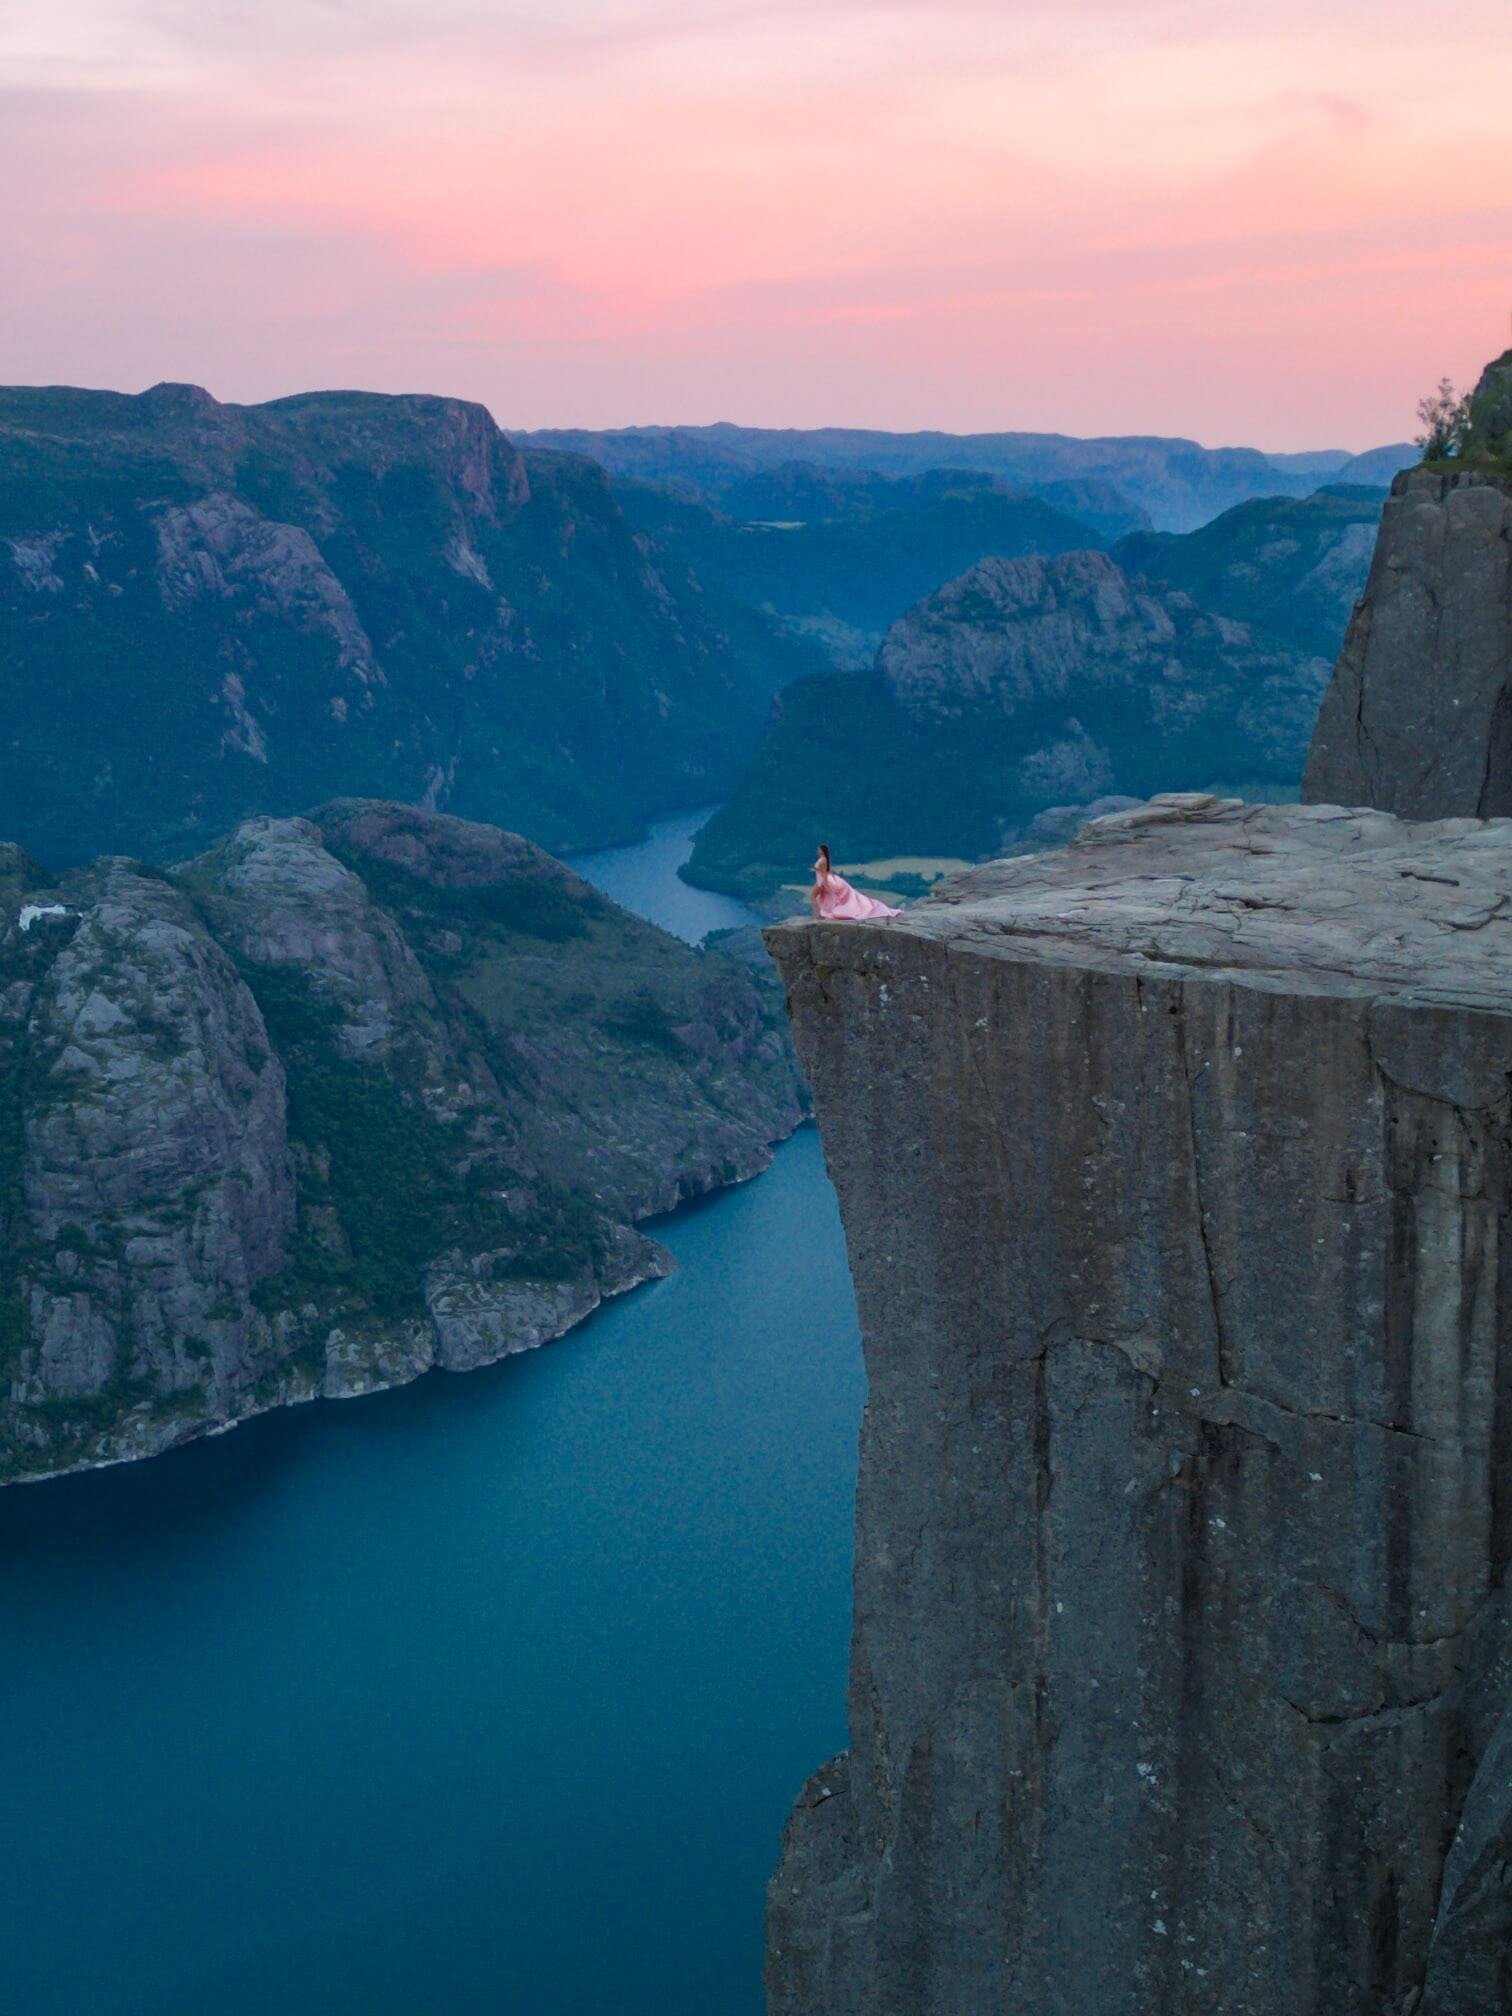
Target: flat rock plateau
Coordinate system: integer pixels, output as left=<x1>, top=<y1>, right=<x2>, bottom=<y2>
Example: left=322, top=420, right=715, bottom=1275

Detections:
left=766, top=793, right=1512, bottom=2016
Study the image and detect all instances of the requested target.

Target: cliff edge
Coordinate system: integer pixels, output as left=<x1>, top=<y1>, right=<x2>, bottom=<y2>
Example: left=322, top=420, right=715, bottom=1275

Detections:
left=765, top=794, right=1512, bottom=2016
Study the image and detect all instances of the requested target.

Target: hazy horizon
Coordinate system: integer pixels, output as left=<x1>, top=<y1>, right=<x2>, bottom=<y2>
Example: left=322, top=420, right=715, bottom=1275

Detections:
left=0, top=368, right=1424, bottom=460
left=4, top=1, right=1510, bottom=451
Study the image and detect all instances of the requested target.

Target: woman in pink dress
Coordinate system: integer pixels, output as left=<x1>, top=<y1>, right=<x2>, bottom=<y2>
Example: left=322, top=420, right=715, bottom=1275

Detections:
left=810, top=844, right=901, bottom=921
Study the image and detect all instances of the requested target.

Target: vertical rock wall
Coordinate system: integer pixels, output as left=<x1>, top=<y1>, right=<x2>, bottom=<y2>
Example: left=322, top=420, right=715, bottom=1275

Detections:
left=1303, top=469, right=1512, bottom=818
left=765, top=800, right=1512, bottom=2016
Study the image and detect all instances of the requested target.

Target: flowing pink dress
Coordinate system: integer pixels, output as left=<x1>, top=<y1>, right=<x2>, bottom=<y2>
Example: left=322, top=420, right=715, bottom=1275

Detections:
left=813, top=871, right=900, bottom=921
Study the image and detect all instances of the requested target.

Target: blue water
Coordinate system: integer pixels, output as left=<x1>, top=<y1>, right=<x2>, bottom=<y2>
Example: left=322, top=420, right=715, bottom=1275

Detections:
left=568, top=808, right=759, bottom=945
left=0, top=819, right=862, bottom=2016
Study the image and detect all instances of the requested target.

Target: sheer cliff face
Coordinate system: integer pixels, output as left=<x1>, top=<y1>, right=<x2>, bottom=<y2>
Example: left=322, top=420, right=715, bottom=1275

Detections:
left=0, top=803, right=806, bottom=1485
left=765, top=797, right=1512, bottom=2016
left=1303, top=468, right=1512, bottom=817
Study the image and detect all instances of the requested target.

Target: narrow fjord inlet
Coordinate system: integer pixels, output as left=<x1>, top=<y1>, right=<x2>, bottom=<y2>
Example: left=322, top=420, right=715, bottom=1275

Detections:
left=0, top=820, right=863, bottom=2016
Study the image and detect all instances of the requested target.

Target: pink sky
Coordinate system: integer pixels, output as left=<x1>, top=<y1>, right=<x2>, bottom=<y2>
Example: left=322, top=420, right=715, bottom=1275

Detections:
left=3, top=0, right=1509, bottom=448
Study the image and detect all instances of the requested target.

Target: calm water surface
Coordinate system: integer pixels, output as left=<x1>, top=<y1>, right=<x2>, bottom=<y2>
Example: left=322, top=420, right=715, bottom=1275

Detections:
left=567, top=807, right=760, bottom=945
left=0, top=814, right=862, bottom=2016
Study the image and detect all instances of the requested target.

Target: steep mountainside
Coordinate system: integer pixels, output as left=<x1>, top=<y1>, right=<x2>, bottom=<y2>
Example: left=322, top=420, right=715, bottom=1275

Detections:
left=766, top=796, right=1512, bottom=2016
left=0, top=383, right=807, bottom=869
left=0, top=801, right=805, bottom=1485
left=688, top=524, right=1348, bottom=902
left=1305, top=355, right=1512, bottom=816
left=1113, top=483, right=1384, bottom=658
left=519, top=420, right=1411, bottom=532
left=618, top=474, right=1113, bottom=669
left=1305, top=469, right=1512, bottom=816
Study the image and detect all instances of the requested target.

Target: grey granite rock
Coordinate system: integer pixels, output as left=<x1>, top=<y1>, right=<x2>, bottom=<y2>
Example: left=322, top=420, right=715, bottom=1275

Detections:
left=765, top=794, right=1512, bottom=2016
left=1303, top=469, right=1512, bottom=817
left=154, top=492, right=377, bottom=679
left=877, top=548, right=1318, bottom=756
left=1, top=864, right=297, bottom=1473
left=868, top=547, right=1330, bottom=816
left=184, top=814, right=446, bottom=1060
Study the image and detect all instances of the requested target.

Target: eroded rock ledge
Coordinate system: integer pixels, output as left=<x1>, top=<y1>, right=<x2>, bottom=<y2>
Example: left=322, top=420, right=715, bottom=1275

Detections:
left=765, top=794, right=1512, bottom=2016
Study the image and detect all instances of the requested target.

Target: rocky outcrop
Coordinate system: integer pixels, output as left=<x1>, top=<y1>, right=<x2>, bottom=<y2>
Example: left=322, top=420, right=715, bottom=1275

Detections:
left=876, top=550, right=1321, bottom=757
left=153, top=491, right=378, bottom=679
left=3, top=866, right=297, bottom=1461
left=1303, top=469, right=1512, bottom=816
left=0, top=803, right=806, bottom=1485
left=765, top=795, right=1512, bottom=2016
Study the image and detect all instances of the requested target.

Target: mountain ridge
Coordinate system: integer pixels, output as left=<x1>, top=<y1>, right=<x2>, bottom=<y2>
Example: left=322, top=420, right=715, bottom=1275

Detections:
left=0, top=381, right=813, bottom=870
left=517, top=419, right=1412, bottom=533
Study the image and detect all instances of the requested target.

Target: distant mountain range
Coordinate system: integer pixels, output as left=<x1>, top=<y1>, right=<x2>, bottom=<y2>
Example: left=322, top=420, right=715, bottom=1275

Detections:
left=0, top=383, right=812, bottom=869
left=687, top=484, right=1387, bottom=902
left=1, top=379, right=1408, bottom=893
left=517, top=422, right=1413, bottom=534
left=617, top=473, right=1123, bottom=670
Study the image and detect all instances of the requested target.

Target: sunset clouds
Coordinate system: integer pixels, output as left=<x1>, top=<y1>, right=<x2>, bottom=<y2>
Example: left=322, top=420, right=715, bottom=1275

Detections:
left=3, top=0, right=1509, bottom=444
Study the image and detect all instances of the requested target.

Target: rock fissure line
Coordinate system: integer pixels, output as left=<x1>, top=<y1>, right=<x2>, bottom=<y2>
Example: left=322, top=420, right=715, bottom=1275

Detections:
left=1273, top=1682, right=1455, bottom=1734
left=1176, top=990, right=1235, bottom=1392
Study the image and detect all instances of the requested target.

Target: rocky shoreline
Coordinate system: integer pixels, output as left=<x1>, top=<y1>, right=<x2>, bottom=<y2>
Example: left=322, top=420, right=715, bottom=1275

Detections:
left=11, top=1141, right=805, bottom=1488
left=1, top=801, right=808, bottom=1488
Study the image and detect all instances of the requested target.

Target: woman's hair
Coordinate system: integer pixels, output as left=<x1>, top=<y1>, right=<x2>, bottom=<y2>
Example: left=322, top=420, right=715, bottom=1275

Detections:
left=810, top=843, right=832, bottom=917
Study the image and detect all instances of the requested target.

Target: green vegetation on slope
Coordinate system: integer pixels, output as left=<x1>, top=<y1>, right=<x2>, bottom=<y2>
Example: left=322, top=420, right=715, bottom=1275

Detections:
left=240, top=963, right=521, bottom=1322
left=618, top=476, right=1111, bottom=668
left=0, top=384, right=810, bottom=870
left=1112, top=485, right=1384, bottom=658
